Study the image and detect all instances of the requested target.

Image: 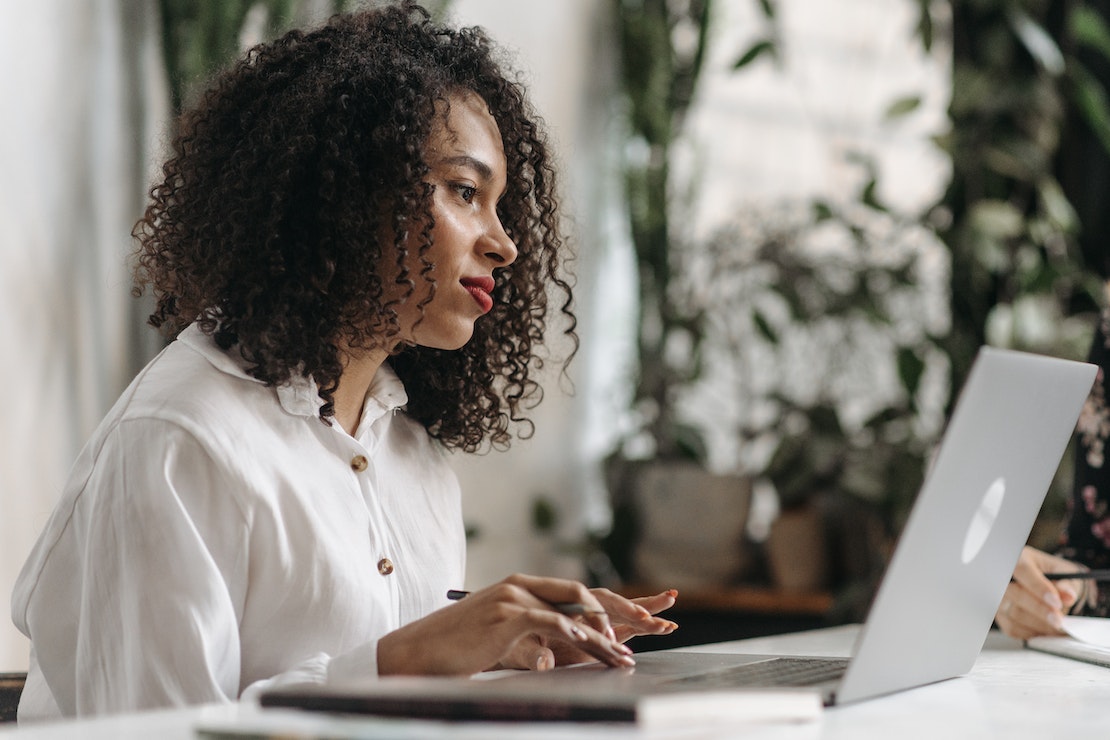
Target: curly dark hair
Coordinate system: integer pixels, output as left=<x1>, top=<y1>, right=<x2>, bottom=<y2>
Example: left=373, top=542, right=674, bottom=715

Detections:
left=132, top=0, right=576, bottom=452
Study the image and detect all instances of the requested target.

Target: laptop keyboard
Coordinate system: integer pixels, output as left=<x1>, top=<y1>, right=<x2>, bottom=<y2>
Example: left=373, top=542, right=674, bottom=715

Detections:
left=666, top=656, right=850, bottom=689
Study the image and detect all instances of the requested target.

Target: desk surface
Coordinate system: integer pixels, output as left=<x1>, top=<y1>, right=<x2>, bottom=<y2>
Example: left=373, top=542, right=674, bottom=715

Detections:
left=2, top=625, right=1108, bottom=739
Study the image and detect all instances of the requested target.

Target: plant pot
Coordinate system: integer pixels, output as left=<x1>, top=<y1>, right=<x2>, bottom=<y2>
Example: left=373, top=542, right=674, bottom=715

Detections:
left=624, top=461, right=754, bottom=589
left=766, top=502, right=830, bottom=593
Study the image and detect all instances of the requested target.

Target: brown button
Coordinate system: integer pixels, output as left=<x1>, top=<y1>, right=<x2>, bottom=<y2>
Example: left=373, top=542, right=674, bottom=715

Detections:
left=350, top=455, right=368, bottom=472
left=377, top=558, right=394, bottom=576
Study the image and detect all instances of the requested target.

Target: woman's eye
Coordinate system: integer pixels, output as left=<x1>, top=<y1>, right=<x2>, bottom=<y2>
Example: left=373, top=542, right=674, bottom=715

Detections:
left=454, top=184, right=476, bottom=203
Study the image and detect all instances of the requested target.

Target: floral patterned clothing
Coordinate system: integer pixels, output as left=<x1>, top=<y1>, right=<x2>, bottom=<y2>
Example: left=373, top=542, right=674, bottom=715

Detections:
left=1059, top=306, right=1110, bottom=616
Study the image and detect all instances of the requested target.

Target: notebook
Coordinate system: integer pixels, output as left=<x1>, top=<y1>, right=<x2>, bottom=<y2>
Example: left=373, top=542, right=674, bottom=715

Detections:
left=260, top=346, right=1096, bottom=720
left=1027, top=615, right=1110, bottom=668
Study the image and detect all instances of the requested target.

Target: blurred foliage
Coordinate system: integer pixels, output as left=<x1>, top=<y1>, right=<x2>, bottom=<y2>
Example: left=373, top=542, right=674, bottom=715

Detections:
left=694, top=196, right=946, bottom=533
left=159, top=0, right=298, bottom=112
left=611, top=0, right=714, bottom=463
left=732, top=0, right=1110, bottom=528
left=158, top=0, right=455, bottom=114
left=925, top=0, right=1109, bottom=392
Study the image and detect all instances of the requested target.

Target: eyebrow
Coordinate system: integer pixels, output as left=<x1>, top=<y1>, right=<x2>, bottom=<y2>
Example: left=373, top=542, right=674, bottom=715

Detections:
left=439, top=154, right=493, bottom=182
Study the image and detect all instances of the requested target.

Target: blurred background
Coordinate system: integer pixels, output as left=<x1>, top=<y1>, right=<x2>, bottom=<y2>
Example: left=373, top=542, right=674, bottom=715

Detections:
left=2, top=0, right=1108, bottom=669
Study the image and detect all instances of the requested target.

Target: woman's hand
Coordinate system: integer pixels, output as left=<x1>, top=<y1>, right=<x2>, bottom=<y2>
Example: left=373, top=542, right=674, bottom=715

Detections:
left=995, top=546, right=1085, bottom=640
left=524, top=587, right=679, bottom=669
left=376, top=574, right=649, bottom=676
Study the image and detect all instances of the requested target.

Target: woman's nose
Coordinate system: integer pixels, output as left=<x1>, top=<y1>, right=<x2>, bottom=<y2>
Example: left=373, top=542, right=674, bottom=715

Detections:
left=483, top=216, right=518, bottom=266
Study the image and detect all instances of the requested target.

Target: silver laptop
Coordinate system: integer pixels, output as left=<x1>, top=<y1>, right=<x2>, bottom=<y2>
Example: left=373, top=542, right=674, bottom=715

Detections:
left=496, top=346, right=1095, bottom=705
left=263, top=346, right=1095, bottom=716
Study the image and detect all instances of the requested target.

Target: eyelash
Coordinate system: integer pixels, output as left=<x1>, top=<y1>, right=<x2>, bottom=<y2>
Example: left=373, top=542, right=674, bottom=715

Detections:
left=452, top=183, right=477, bottom=203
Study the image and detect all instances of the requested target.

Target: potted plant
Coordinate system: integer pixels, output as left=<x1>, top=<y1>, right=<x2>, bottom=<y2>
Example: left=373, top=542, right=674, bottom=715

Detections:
left=599, top=0, right=758, bottom=590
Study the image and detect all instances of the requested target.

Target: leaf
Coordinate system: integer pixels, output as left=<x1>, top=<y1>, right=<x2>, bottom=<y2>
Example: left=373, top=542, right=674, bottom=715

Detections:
left=1069, top=61, right=1110, bottom=157
left=1037, top=178, right=1079, bottom=233
left=969, top=200, right=1025, bottom=240
left=896, top=347, right=926, bottom=398
left=812, top=199, right=835, bottom=222
left=915, top=0, right=934, bottom=52
left=752, top=309, right=779, bottom=344
left=756, top=0, right=777, bottom=21
left=883, top=95, right=922, bottom=120
left=733, top=39, right=776, bottom=70
left=1008, top=8, right=1065, bottom=76
left=1069, top=5, right=1110, bottom=62
left=861, top=178, right=887, bottom=212
left=531, top=497, right=558, bottom=532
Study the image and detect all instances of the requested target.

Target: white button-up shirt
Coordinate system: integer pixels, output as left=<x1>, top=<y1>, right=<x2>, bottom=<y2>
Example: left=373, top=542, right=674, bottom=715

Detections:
left=11, top=325, right=466, bottom=719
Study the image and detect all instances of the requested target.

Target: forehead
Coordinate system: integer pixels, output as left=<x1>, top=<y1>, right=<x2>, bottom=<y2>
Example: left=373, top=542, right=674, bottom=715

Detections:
left=427, top=92, right=505, bottom=165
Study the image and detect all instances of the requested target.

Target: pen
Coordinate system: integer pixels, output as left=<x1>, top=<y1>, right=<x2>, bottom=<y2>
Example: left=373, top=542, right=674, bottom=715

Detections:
left=1045, top=570, right=1110, bottom=582
left=446, top=589, right=607, bottom=616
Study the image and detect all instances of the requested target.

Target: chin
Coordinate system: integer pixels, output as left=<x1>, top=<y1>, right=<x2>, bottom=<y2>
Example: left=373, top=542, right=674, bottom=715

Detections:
left=415, top=326, right=476, bottom=351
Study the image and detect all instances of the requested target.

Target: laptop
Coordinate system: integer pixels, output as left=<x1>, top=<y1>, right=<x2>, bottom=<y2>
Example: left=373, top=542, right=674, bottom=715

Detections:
left=261, top=346, right=1096, bottom=718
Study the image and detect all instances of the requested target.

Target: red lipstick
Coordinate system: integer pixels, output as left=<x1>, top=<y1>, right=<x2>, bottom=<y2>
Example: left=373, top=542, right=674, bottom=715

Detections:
left=460, top=276, right=495, bottom=314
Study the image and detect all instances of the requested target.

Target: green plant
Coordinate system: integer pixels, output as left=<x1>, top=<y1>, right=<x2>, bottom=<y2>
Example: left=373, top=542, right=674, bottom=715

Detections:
left=611, top=0, right=714, bottom=463
left=690, top=195, right=948, bottom=531
left=926, top=0, right=1108, bottom=391
left=158, top=1, right=455, bottom=113
left=159, top=0, right=298, bottom=113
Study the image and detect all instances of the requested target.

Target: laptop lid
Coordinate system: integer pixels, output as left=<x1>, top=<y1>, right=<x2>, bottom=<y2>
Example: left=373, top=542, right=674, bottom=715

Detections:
left=834, top=346, right=1096, bottom=703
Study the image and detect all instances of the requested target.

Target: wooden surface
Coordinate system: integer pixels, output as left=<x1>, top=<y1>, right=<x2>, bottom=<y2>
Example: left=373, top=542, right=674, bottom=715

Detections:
left=618, top=583, right=836, bottom=651
left=0, top=674, right=25, bottom=724
left=618, top=583, right=834, bottom=616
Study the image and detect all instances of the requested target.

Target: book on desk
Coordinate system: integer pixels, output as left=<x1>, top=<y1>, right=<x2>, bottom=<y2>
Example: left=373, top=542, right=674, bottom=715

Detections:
left=1026, top=615, right=1110, bottom=668
left=253, top=673, right=821, bottom=728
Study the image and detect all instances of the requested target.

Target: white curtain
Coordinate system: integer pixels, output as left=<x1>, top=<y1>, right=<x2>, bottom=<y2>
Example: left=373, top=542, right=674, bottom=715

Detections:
left=0, top=0, right=168, bottom=670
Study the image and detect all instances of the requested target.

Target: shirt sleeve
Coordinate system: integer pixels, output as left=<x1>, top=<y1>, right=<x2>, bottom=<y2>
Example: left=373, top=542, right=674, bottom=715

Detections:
left=17, top=417, right=381, bottom=716
left=1059, top=309, right=1110, bottom=617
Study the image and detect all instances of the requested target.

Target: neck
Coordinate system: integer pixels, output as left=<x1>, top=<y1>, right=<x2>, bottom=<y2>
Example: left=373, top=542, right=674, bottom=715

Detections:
left=332, top=347, right=390, bottom=436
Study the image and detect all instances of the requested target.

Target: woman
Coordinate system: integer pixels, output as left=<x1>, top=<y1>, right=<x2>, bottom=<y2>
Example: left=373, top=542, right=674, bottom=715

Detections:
left=995, top=289, right=1110, bottom=639
left=11, top=2, right=676, bottom=720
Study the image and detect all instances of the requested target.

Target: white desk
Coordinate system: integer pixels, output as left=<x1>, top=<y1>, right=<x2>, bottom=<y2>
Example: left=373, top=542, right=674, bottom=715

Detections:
left=2, top=625, right=1107, bottom=739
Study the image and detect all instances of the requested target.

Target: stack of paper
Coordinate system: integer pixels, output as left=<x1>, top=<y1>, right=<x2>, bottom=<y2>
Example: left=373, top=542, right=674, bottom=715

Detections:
left=1026, top=616, right=1110, bottom=668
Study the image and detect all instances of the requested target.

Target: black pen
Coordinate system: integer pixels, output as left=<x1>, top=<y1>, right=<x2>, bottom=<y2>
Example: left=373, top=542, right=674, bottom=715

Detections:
left=1045, top=570, right=1110, bottom=582
left=446, top=589, right=606, bottom=616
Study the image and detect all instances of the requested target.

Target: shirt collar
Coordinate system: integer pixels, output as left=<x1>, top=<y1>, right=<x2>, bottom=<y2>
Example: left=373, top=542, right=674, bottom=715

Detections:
left=176, top=323, right=409, bottom=420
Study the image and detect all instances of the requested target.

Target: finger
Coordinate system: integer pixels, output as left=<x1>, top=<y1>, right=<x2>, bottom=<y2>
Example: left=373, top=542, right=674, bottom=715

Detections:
left=504, top=574, right=616, bottom=642
left=590, top=588, right=677, bottom=625
left=499, top=635, right=557, bottom=672
left=633, top=588, right=679, bottom=616
left=514, top=607, right=635, bottom=668
left=612, top=620, right=678, bottom=643
left=1012, top=547, right=1080, bottom=612
left=590, top=587, right=653, bottom=623
left=997, top=583, right=1064, bottom=639
left=589, top=589, right=679, bottom=638
left=584, top=592, right=678, bottom=644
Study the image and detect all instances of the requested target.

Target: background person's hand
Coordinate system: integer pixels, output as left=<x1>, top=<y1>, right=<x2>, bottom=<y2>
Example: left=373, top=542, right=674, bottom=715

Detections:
left=376, top=573, right=638, bottom=676
left=995, top=546, right=1085, bottom=640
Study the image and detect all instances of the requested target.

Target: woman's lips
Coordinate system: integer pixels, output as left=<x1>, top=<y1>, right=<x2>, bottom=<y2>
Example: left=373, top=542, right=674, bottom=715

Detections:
left=460, top=276, right=495, bottom=314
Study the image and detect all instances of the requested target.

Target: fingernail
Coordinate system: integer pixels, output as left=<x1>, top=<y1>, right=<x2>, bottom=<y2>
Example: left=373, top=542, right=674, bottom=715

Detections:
left=616, top=642, right=633, bottom=655
left=619, top=655, right=636, bottom=667
left=636, top=605, right=652, bottom=618
left=1048, top=611, right=1065, bottom=631
left=536, top=653, right=552, bottom=671
left=1043, top=591, right=1063, bottom=610
left=666, top=589, right=678, bottom=598
left=571, top=625, right=587, bottom=641
left=606, top=626, right=617, bottom=642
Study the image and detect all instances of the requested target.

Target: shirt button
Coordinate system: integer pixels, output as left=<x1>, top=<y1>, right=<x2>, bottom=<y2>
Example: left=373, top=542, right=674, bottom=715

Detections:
left=350, top=455, right=368, bottom=472
left=377, top=558, right=395, bottom=576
